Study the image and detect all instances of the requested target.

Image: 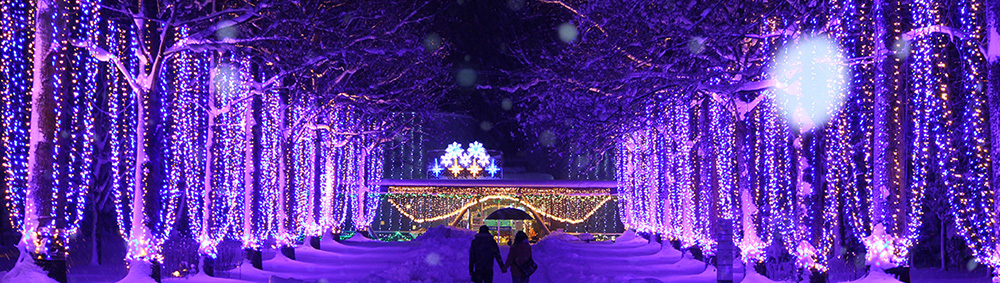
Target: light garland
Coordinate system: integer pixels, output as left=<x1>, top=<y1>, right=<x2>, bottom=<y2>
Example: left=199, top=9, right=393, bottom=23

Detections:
left=877, top=0, right=912, bottom=267
left=903, top=0, right=940, bottom=261
left=386, top=186, right=613, bottom=196
left=109, top=19, right=138, bottom=244
left=616, top=124, right=662, bottom=233
left=761, top=93, right=796, bottom=260
left=948, top=0, right=999, bottom=269
left=1, top=0, right=34, bottom=232
left=291, top=98, right=319, bottom=236
left=710, top=96, right=739, bottom=256
left=385, top=194, right=613, bottom=224
left=209, top=56, right=251, bottom=244
left=836, top=0, right=876, bottom=244
left=869, top=0, right=894, bottom=268
left=172, top=27, right=210, bottom=245
left=361, top=144, right=384, bottom=228
left=258, top=82, right=283, bottom=246
left=694, top=100, right=713, bottom=251
left=319, top=127, right=338, bottom=233
left=674, top=99, right=695, bottom=246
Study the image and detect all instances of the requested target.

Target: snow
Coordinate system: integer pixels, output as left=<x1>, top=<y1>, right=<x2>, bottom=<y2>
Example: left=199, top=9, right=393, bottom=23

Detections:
left=161, top=226, right=734, bottom=282
left=35, top=225, right=998, bottom=283
left=614, top=229, right=645, bottom=244
left=60, top=226, right=981, bottom=283
left=843, top=269, right=902, bottom=283
left=545, top=231, right=581, bottom=242
left=989, top=22, right=999, bottom=63
left=0, top=251, right=58, bottom=283
left=118, top=260, right=158, bottom=283
left=344, top=233, right=379, bottom=243
left=740, top=269, right=776, bottom=283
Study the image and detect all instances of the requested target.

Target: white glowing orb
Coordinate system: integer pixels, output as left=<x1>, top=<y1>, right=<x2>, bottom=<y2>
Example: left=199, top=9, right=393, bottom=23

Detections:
left=770, top=37, right=848, bottom=131
left=558, top=22, right=578, bottom=43
left=456, top=68, right=477, bottom=87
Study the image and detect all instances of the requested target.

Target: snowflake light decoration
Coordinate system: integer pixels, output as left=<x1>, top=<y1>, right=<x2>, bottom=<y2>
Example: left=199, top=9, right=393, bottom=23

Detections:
left=428, top=141, right=501, bottom=179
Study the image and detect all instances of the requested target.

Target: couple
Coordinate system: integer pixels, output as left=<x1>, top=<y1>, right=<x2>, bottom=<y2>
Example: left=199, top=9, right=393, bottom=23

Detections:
left=469, top=225, right=535, bottom=283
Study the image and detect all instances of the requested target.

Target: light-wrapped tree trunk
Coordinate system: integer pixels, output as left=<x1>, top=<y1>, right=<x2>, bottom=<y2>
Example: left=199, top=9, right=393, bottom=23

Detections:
left=23, top=0, right=55, bottom=261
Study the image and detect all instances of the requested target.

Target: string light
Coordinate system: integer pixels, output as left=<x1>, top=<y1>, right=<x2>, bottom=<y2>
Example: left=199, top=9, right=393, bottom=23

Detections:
left=616, top=119, right=662, bottom=233
left=836, top=0, right=876, bottom=245
left=109, top=19, right=138, bottom=244
left=902, top=0, right=939, bottom=262
left=258, top=80, right=283, bottom=246
left=386, top=194, right=612, bottom=224
left=1, top=0, right=34, bottom=232
left=291, top=98, right=319, bottom=236
left=948, top=0, right=999, bottom=269
left=694, top=100, right=713, bottom=252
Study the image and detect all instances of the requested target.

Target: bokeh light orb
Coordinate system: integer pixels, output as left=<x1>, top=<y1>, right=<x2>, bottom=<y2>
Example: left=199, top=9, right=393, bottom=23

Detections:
left=501, top=98, right=513, bottom=111
left=422, top=33, right=441, bottom=52
left=212, top=63, right=242, bottom=93
left=687, top=37, right=705, bottom=54
left=539, top=130, right=556, bottom=147
left=770, top=36, right=848, bottom=131
left=507, top=0, right=525, bottom=11
left=215, top=20, right=240, bottom=41
left=456, top=68, right=477, bottom=87
left=892, top=38, right=911, bottom=59
left=558, top=22, right=578, bottom=43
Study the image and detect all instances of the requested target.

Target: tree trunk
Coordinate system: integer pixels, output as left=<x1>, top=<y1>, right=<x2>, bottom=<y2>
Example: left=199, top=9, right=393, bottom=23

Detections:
left=985, top=0, right=1000, bottom=266
left=89, top=197, right=99, bottom=265
left=125, top=78, right=151, bottom=271
left=201, top=54, right=217, bottom=257
left=940, top=218, right=946, bottom=270
left=871, top=0, right=889, bottom=233
left=24, top=0, right=56, bottom=253
left=277, top=90, right=289, bottom=247
left=242, top=88, right=255, bottom=246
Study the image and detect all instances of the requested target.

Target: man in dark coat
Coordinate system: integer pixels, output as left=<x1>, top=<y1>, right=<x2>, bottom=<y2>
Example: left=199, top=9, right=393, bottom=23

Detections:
left=469, top=225, right=504, bottom=283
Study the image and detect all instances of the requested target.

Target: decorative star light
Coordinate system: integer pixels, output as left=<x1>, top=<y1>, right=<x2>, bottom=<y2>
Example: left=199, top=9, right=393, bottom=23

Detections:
left=485, top=159, right=500, bottom=177
left=468, top=161, right=483, bottom=177
left=448, top=159, right=464, bottom=176
left=430, top=158, right=444, bottom=177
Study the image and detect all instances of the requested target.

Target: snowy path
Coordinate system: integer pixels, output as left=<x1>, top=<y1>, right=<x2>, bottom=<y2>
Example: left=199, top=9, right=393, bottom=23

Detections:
left=30, top=227, right=917, bottom=282
left=529, top=234, right=717, bottom=283
left=162, top=228, right=721, bottom=283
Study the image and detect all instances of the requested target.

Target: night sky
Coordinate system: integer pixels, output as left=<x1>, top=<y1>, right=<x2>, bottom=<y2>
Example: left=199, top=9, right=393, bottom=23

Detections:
left=431, top=0, right=573, bottom=174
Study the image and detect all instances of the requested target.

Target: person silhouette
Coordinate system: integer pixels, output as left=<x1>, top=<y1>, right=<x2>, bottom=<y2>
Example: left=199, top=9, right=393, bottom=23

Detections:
left=503, top=231, right=533, bottom=283
left=469, top=225, right=503, bottom=283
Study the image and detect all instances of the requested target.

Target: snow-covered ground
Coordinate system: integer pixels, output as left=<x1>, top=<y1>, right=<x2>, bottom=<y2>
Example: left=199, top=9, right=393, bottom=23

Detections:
left=160, top=227, right=724, bottom=283
left=10, top=226, right=990, bottom=282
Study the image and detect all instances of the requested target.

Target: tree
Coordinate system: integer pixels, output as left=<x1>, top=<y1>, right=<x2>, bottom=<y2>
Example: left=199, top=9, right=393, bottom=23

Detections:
left=68, top=0, right=453, bottom=278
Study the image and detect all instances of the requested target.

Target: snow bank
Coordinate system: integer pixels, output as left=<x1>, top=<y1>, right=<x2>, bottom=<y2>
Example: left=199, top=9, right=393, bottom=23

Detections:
left=0, top=255, right=58, bottom=283
left=356, top=225, right=476, bottom=282
left=740, top=269, right=780, bottom=283
left=615, top=229, right=646, bottom=244
left=344, top=233, right=378, bottom=242
left=541, top=231, right=580, bottom=242
left=412, top=225, right=477, bottom=242
left=117, top=260, right=157, bottom=283
left=844, top=269, right=902, bottom=283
